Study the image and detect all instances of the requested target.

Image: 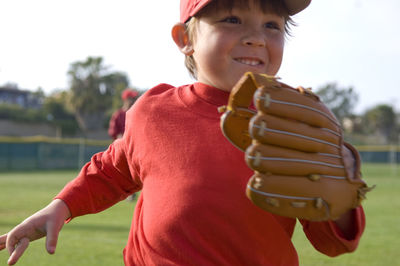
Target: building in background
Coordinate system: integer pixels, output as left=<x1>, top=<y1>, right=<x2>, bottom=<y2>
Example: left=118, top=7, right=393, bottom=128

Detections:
left=0, top=85, right=42, bottom=109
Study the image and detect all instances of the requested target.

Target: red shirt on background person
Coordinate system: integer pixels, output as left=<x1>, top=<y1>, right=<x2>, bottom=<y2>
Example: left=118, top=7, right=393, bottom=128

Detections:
left=108, top=89, right=138, bottom=140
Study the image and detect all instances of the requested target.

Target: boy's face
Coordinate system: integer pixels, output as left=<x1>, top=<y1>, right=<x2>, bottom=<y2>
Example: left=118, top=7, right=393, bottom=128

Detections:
left=192, top=0, right=285, bottom=92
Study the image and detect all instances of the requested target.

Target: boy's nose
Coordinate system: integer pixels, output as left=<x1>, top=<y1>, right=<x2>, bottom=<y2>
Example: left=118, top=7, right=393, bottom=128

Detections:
left=242, top=31, right=266, bottom=47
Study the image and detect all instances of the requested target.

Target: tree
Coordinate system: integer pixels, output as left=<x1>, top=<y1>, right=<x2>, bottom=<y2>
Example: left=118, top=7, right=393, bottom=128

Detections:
left=362, top=104, right=398, bottom=144
left=42, top=91, right=79, bottom=137
left=31, top=87, right=45, bottom=102
left=315, top=83, right=359, bottom=124
left=67, top=56, right=129, bottom=133
left=3, top=82, right=18, bottom=89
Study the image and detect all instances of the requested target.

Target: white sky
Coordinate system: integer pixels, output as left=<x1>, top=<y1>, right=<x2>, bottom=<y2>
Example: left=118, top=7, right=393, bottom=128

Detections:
left=0, top=0, right=399, bottom=114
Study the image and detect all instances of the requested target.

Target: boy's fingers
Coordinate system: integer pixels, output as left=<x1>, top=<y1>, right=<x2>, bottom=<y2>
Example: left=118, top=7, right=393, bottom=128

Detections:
left=0, top=234, right=7, bottom=250
left=7, top=237, right=29, bottom=266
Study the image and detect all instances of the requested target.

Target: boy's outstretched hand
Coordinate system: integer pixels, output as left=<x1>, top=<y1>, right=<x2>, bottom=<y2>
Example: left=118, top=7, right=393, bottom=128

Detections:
left=0, top=199, right=71, bottom=265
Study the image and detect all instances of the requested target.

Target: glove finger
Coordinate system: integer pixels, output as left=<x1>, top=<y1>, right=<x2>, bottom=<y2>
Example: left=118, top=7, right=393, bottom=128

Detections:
left=249, top=114, right=340, bottom=153
left=245, top=143, right=346, bottom=177
left=253, top=84, right=340, bottom=132
left=246, top=173, right=360, bottom=220
left=248, top=172, right=360, bottom=199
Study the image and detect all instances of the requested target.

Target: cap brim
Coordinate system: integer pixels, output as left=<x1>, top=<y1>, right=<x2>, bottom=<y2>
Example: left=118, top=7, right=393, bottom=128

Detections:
left=285, top=0, right=311, bottom=15
left=181, top=0, right=213, bottom=23
left=181, top=0, right=311, bottom=23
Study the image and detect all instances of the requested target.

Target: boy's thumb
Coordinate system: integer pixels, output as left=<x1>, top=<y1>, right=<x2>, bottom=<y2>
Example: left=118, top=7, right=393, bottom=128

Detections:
left=45, top=222, right=61, bottom=254
left=46, top=236, right=58, bottom=254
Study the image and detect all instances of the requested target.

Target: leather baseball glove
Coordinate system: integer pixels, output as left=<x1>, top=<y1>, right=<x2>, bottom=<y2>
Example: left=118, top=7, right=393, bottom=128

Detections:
left=219, top=72, right=374, bottom=221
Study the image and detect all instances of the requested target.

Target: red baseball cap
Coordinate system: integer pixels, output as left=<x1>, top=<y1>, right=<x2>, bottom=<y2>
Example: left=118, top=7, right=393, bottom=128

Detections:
left=122, top=89, right=138, bottom=100
left=180, top=0, right=311, bottom=23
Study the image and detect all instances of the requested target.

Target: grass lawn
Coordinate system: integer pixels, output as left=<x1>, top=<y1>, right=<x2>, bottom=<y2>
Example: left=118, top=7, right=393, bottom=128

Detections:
left=0, top=170, right=133, bottom=266
left=0, top=163, right=399, bottom=265
left=292, top=163, right=400, bottom=266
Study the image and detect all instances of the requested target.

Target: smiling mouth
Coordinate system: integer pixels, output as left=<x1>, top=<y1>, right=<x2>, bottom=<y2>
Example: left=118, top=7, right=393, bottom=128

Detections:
left=234, top=58, right=264, bottom=66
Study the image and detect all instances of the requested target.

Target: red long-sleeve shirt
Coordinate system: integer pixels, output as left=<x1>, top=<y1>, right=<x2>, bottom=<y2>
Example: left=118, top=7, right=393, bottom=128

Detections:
left=56, top=82, right=365, bottom=265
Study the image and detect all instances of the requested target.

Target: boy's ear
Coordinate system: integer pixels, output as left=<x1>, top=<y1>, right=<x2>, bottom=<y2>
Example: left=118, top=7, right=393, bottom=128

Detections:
left=171, top=23, right=194, bottom=56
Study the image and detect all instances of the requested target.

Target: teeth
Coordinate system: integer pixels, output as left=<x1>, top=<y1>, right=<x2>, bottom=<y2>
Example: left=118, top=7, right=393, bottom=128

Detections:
left=236, top=58, right=261, bottom=66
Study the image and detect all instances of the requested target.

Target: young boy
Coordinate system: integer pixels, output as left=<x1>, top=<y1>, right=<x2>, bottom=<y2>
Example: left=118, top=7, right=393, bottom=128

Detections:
left=0, top=0, right=367, bottom=265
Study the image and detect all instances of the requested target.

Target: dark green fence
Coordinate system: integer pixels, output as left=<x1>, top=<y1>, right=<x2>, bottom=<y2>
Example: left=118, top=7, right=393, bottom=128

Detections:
left=0, top=137, right=110, bottom=170
left=0, top=137, right=399, bottom=171
left=358, top=146, right=400, bottom=164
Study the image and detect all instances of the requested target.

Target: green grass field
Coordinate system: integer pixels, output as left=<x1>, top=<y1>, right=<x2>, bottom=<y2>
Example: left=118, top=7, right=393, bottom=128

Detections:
left=292, top=163, right=400, bottom=266
left=0, top=163, right=398, bottom=266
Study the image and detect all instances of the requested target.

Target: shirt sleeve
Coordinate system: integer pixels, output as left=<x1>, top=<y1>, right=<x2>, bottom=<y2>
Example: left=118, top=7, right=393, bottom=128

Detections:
left=55, top=138, right=142, bottom=219
left=299, top=206, right=365, bottom=257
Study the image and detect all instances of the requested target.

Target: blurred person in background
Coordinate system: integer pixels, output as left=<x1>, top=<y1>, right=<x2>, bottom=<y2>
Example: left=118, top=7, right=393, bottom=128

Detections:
left=108, top=88, right=138, bottom=201
left=108, top=88, right=138, bottom=140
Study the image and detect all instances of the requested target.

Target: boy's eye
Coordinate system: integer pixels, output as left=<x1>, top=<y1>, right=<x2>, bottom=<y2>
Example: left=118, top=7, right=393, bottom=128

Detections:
left=221, top=16, right=241, bottom=24
left=264, top=22, right=282, bottom=31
